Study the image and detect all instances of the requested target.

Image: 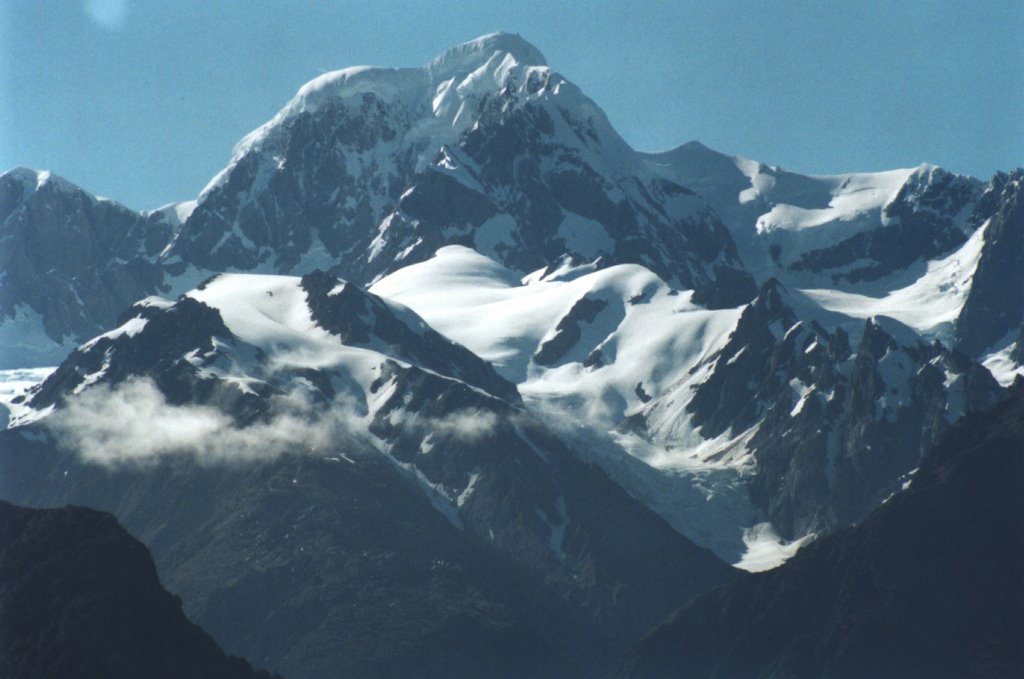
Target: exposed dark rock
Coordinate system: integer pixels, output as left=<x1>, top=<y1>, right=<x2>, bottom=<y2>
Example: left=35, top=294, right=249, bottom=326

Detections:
left=677, top=281, right=1003, bottom=538
left=0, top=501, right=279, bottom=679
left=25, top=297, right=241, bottom=415
left=1013, top=323, right=1024, bottom=364
left=176, top=94, right=418, bottom=275
left=956, top=170, right=1024, bottom=356
left=620, top=386, right=1024, bottom=678
left=0, top=169, right=173, bottom=364
left=534, top=296, right=609, bottom=366
left=686, top=279, right=806, bottom=438
left=301, top=270, right=519, bottom=402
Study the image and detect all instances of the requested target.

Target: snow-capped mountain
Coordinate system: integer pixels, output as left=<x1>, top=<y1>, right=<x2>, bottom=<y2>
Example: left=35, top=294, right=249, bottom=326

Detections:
left=656, top=280, right=1002, bottom=538
left=22, top=270, right=517, bottom=422
left=3, top=31, right=1020, bottom=546
left=2, top=270, right=732, bottom=677
left=368, top=244, right=1003, bottom=545
left=1, top=33, right=758, bottom=368
left=643, top=141, right=984, bottom=288
left=1, top=30, right=1022, bottom=676
left=641, top=143, right=1024, bottom=367
left=0, top=168, right=177, bottom=367
left=169, top=33, right=755, bottom=307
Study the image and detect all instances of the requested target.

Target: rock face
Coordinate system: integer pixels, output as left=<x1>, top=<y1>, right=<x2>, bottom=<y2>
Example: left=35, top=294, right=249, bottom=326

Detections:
left=0, top=270, right=734, bottom=679
left=636, top=279, right=1003, bottom=539
left=0, top=168, right=175, bottom=367
left=620, top=386, right=1024, bottom=679
left=788, top=165, right=980, bottom=284
left=0, top=501, right=279, bottom=679
left=956, top=170, right=1024, bottom=356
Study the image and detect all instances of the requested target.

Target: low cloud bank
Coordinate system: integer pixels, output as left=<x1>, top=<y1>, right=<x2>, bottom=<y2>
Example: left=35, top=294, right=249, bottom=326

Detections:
left=46, top=377, right=365, bottom=466
left=45, top=377, right=525, bottom=467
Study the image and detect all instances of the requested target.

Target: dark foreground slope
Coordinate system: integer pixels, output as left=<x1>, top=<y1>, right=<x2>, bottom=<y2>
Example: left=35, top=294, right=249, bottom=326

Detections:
left=621, top=385, right=1024, bottom=678
left=0, top=433, right=732, bottom=679
left=0, top=501, right=278, bottom=679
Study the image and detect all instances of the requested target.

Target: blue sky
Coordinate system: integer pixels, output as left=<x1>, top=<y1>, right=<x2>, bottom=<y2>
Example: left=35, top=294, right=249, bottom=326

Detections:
left=2, top=0, right=1022, bottom=211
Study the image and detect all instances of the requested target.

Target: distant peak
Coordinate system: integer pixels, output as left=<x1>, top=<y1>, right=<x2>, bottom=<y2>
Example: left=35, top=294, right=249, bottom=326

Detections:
left=221, top=32, right=551, bottom=170
left=649, top=140, right=737, bottom=165
left=671, top=141, right=749, bottom=166
left=908, top=162, right=943, bottom=178
left=679, top=140, right=713, bottom=152
left=2, top=166, right=48, bottom=185
left=2, top=165, right=38, bottom=180
left=1, top=166, right=81, bottom=196
left=427, top=32, right=547, bottom=77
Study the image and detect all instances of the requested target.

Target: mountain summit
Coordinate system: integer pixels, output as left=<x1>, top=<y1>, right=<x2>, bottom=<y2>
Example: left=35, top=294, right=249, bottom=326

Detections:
left=0, top=30, right=1021, bottom=679
left=173, top=31, right=756, bottom=307
left=2, top=33, right=763, bottom=366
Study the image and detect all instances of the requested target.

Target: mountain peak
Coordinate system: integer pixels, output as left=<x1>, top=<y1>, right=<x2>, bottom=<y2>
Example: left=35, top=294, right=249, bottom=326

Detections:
left=217, top=32, right=550, bottom=179
left=677, top=140, right=714, bottom=154
left=427, top=32, right=547, bottom=77
left=1, top=166, right=81, bottom=197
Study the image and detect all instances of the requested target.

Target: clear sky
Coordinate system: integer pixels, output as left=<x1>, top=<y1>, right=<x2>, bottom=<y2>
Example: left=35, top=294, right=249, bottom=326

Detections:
left=2, top=0, right=1022, bottom=211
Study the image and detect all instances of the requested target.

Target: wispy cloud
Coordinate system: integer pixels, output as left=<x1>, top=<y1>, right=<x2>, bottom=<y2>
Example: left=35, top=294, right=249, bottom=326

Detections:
left=44, top=375, right=532, bottom=469
left=46, top=377, right=367, bottom=467
left=414, top=409, right=506, bottom=443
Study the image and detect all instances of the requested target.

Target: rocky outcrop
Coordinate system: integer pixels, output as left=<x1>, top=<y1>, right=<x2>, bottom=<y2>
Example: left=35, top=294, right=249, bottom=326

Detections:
left=956, top=170, right=1024, bottom=356
left=620, top=386, right=1024, bottom=678
left=639, top=280, right=1003, bottom=539
left=0, top=168, right=175, bottom=366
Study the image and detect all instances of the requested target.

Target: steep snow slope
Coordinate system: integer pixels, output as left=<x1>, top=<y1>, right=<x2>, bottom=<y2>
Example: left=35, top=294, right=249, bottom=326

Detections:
left=372, top=247, right=784, bottom=563
left=799, top=216, right=987, bottom=345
